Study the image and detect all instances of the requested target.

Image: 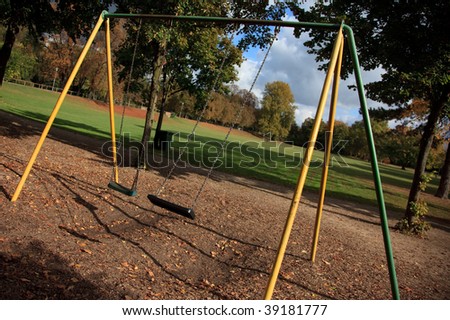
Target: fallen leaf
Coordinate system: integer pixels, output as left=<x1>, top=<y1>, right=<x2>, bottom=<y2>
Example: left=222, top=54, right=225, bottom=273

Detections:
left=81, top=248, right=92, bottom=255
left=147, top=270, right=155, bottom=282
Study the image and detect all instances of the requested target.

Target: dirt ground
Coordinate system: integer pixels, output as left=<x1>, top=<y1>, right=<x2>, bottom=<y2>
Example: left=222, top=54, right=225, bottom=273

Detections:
left=0, top=110, right=449, bottom=300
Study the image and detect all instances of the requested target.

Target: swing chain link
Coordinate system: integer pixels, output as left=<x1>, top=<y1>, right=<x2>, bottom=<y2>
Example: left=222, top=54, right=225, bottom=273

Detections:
left=192, top=26, right=281, bottom=207
left=153, top=31, right=237, bottom=198
left=151, top=23, right=280, bottom=213
left=111, top=19, right=142, bottom=181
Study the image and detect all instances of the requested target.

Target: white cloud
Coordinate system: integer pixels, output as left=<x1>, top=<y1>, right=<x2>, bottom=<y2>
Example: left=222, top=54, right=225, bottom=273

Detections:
left=294, top=104, right=316, bottom=125
left=234, top=58, right=259, bottom=91
left=234, top=18, right=388, bottom=126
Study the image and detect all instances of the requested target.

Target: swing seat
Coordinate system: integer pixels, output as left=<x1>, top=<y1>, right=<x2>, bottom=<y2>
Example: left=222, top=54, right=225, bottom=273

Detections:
left=147, top=194, right=195, bottom=219
left=108, top=181, right=137, bottom=197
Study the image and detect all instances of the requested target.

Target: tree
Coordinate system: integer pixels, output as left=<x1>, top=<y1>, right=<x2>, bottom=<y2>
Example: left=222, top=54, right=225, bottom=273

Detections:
left=288, top=117, right=327, bottom=148
left=384, top=125, right=420, bottom=170
left=166, top=91, right=196, bottom=118
left=435, top=110, right=450, bottom=198
left=286, top=121, right=302, bottom=146
left=115, top=0, right=289, bottom=158
left=205, top=92, right=228, bottom=123
left=0, top=0, right=54, bottom=85
left=332, top=120, right=350, bottom=154
left=258, top=81, right=295, bottom=141
left=345, top=120, right=389, bottom=160
left=3, top=41, right=37, bottom=81
left=36, top=31, right=80, bottom=89
left=229, top=86, right=258, bottom=129
left=0, top=0, right=113, bottom=86
left=114, top=1, right=240, bottom=156
left=347, top=121, right=369, bottom=160
left=435, top=143, right=450, bottom=198
left=294, top=1, right=450, bottom=229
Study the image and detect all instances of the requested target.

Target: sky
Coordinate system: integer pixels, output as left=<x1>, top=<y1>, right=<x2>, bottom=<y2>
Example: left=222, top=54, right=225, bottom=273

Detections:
left=232, top=2, right=387, bottom=126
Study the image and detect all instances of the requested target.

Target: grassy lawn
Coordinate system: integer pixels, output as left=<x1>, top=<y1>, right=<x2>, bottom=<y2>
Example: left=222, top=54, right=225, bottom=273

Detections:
left=1, top=82, right=448, bottom=221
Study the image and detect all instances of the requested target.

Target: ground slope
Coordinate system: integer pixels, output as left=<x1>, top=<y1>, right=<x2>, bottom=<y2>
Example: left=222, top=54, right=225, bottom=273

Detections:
left=0, top=111, right=448, bottom=299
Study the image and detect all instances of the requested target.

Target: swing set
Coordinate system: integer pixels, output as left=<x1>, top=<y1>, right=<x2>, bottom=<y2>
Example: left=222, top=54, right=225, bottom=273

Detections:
left=9, top=12, right=400, bottom=300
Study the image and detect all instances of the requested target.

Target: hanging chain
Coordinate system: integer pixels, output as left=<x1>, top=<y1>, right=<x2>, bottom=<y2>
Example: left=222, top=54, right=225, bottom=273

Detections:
left=192, top=26, right=281, bottom=207
left=153, top=30, right=238, bottom=198
left=111, top=19, right=143, bottom=181
left=119, top=18, right=143, bottom=140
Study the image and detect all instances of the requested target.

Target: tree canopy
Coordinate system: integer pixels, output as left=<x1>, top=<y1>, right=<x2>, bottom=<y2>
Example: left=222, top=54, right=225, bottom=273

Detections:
left=258, top=81, right=296, bottom=141
left=294, top=0, right=450, bottom=228
left=0, top=0, right=113, bottom=85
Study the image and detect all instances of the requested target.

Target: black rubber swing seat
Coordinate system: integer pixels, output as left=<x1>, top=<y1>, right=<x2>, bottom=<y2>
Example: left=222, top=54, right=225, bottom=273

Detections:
left=108, top=181, right=137, bottom=197
left=147, top=194, right=195, bottom=219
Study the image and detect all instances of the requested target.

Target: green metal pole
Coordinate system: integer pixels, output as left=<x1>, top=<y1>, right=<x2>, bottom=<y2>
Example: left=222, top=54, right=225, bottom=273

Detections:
left=343, top=25, right=400, bottom=300
left=104, top=13, right=340, bottom=30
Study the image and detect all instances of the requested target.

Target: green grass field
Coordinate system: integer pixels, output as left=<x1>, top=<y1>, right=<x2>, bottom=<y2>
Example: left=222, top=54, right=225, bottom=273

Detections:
left=1, top=82, right=448, bottom=221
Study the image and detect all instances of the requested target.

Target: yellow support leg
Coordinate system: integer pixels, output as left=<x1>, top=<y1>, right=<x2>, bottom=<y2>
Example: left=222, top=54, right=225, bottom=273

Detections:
left=105, top=18, right=119, bottom=183
left=310, top=37, right=344, bottom=262
left=11, top=13, right=105, bottom=202
left=264, top=28, right=343, bottom=300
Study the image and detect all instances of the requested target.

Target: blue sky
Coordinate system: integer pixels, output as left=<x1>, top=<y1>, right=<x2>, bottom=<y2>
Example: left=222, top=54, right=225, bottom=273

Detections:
left=232, top=2, right=387, bottom=126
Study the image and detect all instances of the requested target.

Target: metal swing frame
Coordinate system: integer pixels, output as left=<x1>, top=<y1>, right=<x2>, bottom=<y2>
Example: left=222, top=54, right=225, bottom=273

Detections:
left=10, top=11, right=400, bottom=300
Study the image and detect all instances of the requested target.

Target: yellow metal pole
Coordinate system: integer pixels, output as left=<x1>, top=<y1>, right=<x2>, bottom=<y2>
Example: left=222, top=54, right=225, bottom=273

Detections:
left=264, top=28, right=343, bottom=300
left=105, top=18, right=119, bottom=183
left=11, top=13, right=106, bottom=202
left=310, top=37, right=344, bottom=262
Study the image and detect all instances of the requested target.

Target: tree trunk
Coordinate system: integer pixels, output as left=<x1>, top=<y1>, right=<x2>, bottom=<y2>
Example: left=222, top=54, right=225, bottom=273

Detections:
left=154, top=72, right=167, bottom=137
left=405, top=97, right=446, bottom=224
left=138, top=40, right=167, bottom=166
left=0, top=24, right=18, bottom=86
left=435, top=143, right=450, bottom=198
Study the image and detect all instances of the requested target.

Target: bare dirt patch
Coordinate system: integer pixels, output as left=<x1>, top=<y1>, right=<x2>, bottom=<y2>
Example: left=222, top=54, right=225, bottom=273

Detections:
left=0, top=111, right=449, bottom=300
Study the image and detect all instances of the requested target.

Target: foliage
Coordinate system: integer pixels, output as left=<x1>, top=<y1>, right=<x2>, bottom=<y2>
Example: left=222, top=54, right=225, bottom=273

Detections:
left=286, top=116, right=444, bottom=172
left=287, top=117, right=326, bottom=148
left=0, top=0, right=113, bottom=85
left=114, top=1, right=239, bottom=106
left=166, top=91, right=197, bottom=119
left=294, top=1, right=450, bottom=104
left=258, top=81, right=295, bottom=140
left=435, top=143, right=450, bottom=198
left=340, top=120, right=388, bottom=160
left=0, top=0, right=56, bottom=37
left=4, top=42, right=37, bottom=80
left=395, top=200, right=431, bottom=237
left=293, top=0, right=450, bottom=228
left=200, top=88, right=257, bottom=129
left=35, top=32, right=80, bottom=88
left=229, top=0, right=290, bottom=50
left=229, top=86, right=258, bottom=130
left=395, top=172, right=434, bottom=237
left=382, top=125, right=420, bottom=170
left=2, top=83, right=449, bottom=221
